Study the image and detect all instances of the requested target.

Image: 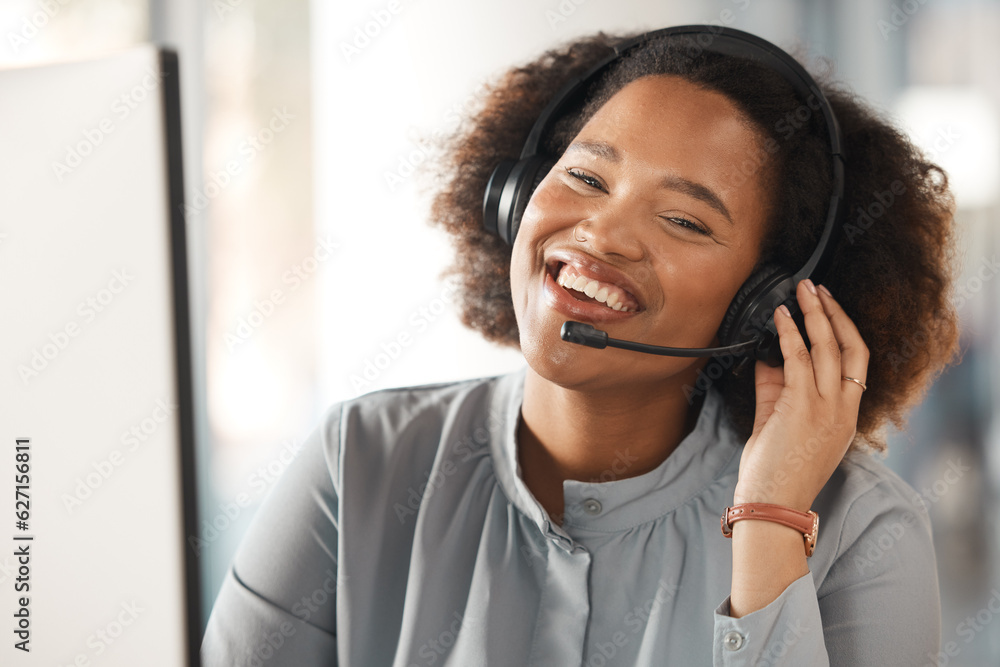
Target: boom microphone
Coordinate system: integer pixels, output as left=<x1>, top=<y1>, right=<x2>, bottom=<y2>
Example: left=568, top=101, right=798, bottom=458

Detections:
left=560, top=321, right=760, bottom=358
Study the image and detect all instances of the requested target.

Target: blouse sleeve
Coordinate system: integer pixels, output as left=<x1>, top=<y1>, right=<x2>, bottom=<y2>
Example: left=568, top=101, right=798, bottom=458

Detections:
left=201, top=407, right=343, bottom=665
left=711, top=479, right=941, bottom=666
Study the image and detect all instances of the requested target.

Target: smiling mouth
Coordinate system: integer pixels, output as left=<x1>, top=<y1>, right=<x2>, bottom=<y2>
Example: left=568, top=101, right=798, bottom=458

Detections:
left=548, top=262, right=641, bottom=312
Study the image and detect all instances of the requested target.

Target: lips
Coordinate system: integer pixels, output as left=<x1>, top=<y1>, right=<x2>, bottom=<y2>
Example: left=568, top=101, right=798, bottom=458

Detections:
left=541, top=250, right=645, bottom=323
left=554, top=264, right=638, bottom=311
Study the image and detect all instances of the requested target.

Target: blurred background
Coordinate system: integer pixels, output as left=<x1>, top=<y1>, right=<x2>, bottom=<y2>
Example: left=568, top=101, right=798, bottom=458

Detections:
left=1, top=0, right=997, bottom=662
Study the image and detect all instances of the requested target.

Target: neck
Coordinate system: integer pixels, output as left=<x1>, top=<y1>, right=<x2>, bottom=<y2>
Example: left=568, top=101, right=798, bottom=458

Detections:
left=517, top=364, right=708, bottom=489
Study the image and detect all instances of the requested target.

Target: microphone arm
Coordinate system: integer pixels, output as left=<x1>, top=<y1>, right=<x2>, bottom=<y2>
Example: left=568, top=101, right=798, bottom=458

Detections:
left=560, top=321, right=758, bottom=358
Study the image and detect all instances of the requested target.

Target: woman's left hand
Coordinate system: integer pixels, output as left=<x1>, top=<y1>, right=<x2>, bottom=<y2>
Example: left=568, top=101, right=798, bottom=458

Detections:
left=733, top=279, right=870, bottom=512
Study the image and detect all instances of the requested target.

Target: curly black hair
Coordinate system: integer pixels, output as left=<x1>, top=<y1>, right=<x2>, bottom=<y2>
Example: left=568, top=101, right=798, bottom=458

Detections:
left=420, top=29, right=961, bottom=452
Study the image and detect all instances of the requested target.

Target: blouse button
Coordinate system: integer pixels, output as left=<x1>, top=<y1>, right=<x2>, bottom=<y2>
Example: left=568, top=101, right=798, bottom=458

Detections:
left=723, top=630, right=745, bottom=651
left=582, top=498, right=602, bottom=515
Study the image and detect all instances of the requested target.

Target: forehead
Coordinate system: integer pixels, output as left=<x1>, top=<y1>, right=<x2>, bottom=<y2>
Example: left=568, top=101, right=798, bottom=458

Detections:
left=571, top=75, right=773, bottom=226
left=577, top=75, right=761, bottom=159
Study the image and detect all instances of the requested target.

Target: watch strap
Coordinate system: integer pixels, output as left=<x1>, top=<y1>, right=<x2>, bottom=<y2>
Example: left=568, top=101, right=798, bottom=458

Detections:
left=721, top=503, right=819, bottom=557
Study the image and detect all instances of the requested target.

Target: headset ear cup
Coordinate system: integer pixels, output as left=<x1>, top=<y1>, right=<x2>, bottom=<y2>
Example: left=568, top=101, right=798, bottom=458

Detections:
left=717, top=263, right=787, bottom=348
left=506, top=155, right=557, bottom=245
left=483, top=155, right=557, bottom=245
left=483, top=159, right=516, bottom=240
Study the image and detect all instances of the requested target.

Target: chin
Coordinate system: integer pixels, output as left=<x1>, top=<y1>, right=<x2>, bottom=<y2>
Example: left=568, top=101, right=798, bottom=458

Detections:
left=519, top=319, right=695, bottom=393
left=519, top=317, right=599, bottom=386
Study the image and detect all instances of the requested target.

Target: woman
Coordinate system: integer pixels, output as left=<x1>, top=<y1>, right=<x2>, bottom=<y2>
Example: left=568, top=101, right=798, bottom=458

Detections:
left=203, top=26, right=960, bottom=666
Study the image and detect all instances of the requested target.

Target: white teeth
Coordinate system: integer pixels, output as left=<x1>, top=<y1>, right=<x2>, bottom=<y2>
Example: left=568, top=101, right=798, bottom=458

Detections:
left=554, top=265, right=635, bottom=313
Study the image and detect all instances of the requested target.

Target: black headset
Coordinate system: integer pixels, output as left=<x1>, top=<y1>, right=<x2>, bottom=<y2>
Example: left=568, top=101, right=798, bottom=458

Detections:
left=481, top=25, right=846, bottom=367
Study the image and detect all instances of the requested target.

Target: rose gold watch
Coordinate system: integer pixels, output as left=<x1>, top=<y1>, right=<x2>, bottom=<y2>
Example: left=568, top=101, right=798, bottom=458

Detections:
left=721, top=503, right=819, bottom=557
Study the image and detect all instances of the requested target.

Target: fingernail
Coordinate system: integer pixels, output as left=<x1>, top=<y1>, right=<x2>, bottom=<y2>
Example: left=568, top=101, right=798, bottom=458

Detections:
left=803, top=278, right=818, bottom=296
left=818, top=283, right=832, bottom=297
left=778, top=304, right=791, bottom=318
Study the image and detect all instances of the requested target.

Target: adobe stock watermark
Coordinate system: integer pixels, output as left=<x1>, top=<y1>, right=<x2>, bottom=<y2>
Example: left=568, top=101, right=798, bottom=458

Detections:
left=843, top=180, right=907, bottom=244
left=188, top=437, right=305, bottom=556
left=407, top=611, right=478, bottom=667
left=921, top=125, right=961, bottom=162
left=549, top=0, right=751, bottom=32
left=350, top=276, right=459, bottom=394
left=394, top=407, right=504, bottom=524
left=853, top=457, right=969, bottom=574
left=340, top=0, right=406, bottom=63
left=61, top=398, right=178, bottom=514
left=652, top=2, right=754, bottom=68
left=50, top=68, right=166, bottom=182
left=225, top=235, right=339, bottom=352
left=0, top=555, right=19, bottom=586
left=16, top=268, right=135, bottom=385
left=519, top=449, right=641, bottom=570
left=212, top=0, right=246, bottom=20
left=840, top=127, right=959, bottom=242
left=927, top=588, right=1000, bottom=666
left=384, top=88, right=485, bottom=192
left=887, top=254, right=1000, bottom=372
left=549, top=450, right=640, bottom=528
left=752, top=618, right=808, bottom=666
left=879, top=0, right=933, bottom=41
left=733, top=423, right=841, bottom=506
left=180, top=107, right=295, bottom=221
left=719, top=85, right=834, bottom=204
left=7, top=0, right=73, bottom=54
left=682, top=291, right=796, bottom=406
left=56, top=600, right=144, bottom=664
left=583, top=578, right=679, bottom=667
left=236, top=568, right=347, bottom=666
left=682, top=350, right=740, bottom=406
left=952, top=254, right=1000, bottom=311
left=544, top=0, right=592, bottom=29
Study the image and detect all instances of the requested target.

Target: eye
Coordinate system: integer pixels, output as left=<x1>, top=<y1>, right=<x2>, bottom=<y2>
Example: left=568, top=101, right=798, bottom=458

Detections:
left=661, top=215, right=712, bottom=236
left=564, top=167, right=605, bottom=192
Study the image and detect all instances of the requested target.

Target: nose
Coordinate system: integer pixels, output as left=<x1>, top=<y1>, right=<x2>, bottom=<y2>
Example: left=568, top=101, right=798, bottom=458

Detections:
left=572, top=202, right=646, bottom=263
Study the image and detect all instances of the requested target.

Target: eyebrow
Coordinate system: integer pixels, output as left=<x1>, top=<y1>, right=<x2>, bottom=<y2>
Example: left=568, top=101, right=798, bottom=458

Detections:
left=566, top=140, right=734, bottom=225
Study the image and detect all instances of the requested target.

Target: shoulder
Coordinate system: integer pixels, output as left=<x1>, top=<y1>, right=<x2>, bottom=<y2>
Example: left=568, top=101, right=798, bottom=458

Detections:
left=821, top=448, right=930, bottom=536
left=333, top=372, right=509, bottom=440
left=804, top=453, right=945, bottom=662
left=317, top=370, right=520, bottom=489
left=811, top=447, right=938, bottom=589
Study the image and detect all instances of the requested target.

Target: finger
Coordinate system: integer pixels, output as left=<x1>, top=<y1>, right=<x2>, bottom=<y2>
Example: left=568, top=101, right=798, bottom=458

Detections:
left=797, top=279, right=842, bottom=399
left=751, top=360, right=783, bottom=437
left=815, top=284, right=870, bottom=390
left=773, top=300, right=817, bottom=393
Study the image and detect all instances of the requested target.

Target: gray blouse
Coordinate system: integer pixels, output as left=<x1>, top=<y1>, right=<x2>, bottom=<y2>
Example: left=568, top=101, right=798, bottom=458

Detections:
left=202, top=366, right=941, bottom=665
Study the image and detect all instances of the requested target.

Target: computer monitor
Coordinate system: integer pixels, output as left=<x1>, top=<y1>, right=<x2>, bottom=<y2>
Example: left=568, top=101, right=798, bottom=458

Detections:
left=0, top=46, right=200, bottom=665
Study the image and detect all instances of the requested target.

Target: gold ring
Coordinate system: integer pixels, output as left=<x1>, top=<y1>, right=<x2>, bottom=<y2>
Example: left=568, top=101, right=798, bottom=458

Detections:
left=842, top=376, right=867, bottom=391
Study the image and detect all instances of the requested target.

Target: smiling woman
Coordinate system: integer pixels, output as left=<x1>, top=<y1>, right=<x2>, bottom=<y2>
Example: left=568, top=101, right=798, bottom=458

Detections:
left=202, top=26, right=961, bottom=667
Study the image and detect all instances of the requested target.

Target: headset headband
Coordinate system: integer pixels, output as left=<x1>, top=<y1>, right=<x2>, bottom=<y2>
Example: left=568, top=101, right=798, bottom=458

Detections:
left=518, top=25, right=846, bottom=284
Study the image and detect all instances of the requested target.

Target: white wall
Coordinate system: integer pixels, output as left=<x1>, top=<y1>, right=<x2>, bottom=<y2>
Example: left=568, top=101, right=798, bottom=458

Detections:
left=309, top=0, right=809, bottom=404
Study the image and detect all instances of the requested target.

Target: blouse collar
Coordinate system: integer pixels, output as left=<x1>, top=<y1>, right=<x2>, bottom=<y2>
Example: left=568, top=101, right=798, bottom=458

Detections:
left=487, top=366, right=742, bottom=545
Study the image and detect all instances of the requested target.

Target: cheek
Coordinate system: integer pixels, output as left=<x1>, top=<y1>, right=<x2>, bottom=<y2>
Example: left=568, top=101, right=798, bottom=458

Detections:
left=508, top=242, right=529, bottom=311
left=508, top=184, right=571, bottom=301
left=520, top=181, right=567, bottom=236
left=508, top=222, right=543, bottom=320
left=649, top=253, right=750, bottom=338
